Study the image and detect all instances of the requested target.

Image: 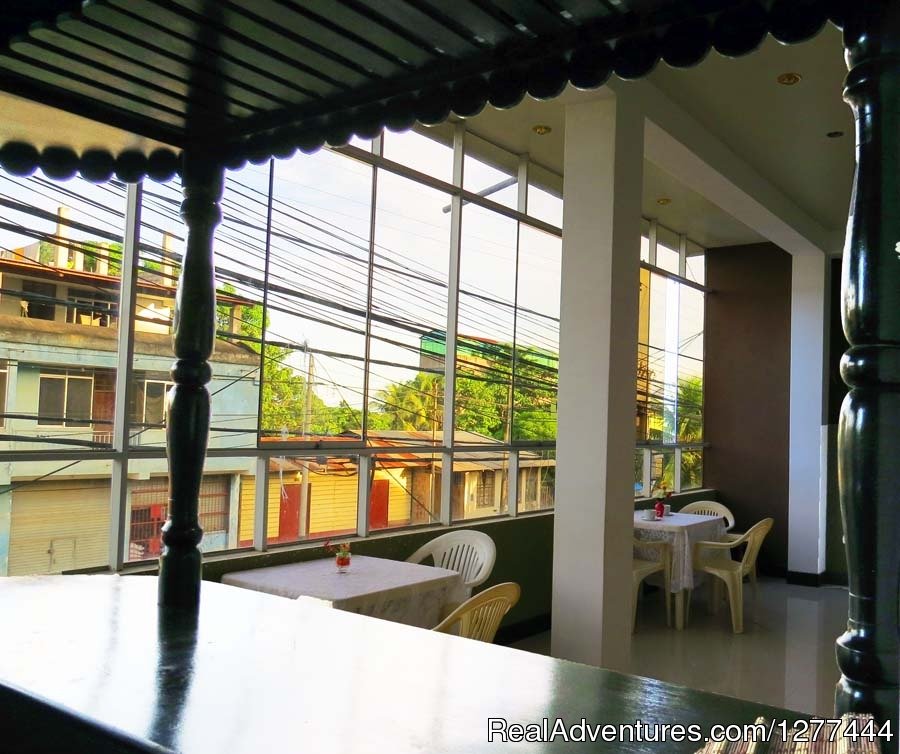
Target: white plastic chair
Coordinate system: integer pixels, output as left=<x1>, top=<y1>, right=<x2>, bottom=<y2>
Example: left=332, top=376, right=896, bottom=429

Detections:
left=679, top=500, right=736, bottom=532
left=690, top=518, right=774, bottom=633
left=432, top=582, right=520, bottom=642
left=632, top=538, right=671, bottom=632
left=406, top=530, right=496, bottom=598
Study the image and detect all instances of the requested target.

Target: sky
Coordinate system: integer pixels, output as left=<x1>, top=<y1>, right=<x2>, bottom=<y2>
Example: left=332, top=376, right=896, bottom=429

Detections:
left=0, top=126, right=704, bottom=444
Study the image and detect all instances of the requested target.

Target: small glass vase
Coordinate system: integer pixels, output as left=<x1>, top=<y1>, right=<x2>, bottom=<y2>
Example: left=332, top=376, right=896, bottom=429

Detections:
left=335, top=554, right=351, bottom=573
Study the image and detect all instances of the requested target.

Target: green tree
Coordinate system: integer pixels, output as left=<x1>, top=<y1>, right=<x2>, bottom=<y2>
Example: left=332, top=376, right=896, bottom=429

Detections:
left=38, top=240, right=56, bottom=265
left=38, top=239, right=123, bottom=273
left=216, top=283, right=252, bottom=341
left=455, top=374, right=507, bottom=439
left=260, top=345, right=334, bottom=436
left=374, top=372, right=443, bottom=433
left=215, top=288, right=341, bottom=436
left=675, top=376, right=703, bottom=443
left=650, top=376, right=704, bottom=493
left=511, top=347, right=558, bottom=441
left=320, top=400, right=363, bottom=436
left=369, top=342, right=560, bottom=443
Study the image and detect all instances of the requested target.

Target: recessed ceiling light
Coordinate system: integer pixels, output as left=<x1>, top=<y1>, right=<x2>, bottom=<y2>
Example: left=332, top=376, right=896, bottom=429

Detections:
left=827, top=130, right=845, bottom=138
left=532, top=124, right=552, bottom=136
left=777, top=72, right=802, bottom=86
left=656, top=197, right=671, bottom=206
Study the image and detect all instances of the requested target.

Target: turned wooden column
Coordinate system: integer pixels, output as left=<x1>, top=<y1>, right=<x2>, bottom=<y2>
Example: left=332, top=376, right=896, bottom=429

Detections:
left=158, top=151, right=223, bottom=610
left=835, top=3, right=900, bottom=738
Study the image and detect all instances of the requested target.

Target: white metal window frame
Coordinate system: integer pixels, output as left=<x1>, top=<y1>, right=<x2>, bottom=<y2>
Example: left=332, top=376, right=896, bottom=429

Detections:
left=0, top=130, right=564, bottom=570
left=0, top=124, right=707, bottom=571
left=138, top=379, right=173, bottom=426
left=36, top=371, right=94, bottom=428
left=65, top=289, right=117, bottom=328
left=635, top=218, right=708, bottom=498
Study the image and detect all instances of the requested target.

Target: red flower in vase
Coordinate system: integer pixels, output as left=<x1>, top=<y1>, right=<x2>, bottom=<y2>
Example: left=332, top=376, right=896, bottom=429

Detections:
left=324, top=540, right=351, bottom=570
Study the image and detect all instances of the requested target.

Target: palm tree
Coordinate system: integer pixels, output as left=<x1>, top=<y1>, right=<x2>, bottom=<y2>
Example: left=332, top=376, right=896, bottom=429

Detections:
left=651, top=376, right=704, bottom=492
left=374, top=373, right=443, bottom=433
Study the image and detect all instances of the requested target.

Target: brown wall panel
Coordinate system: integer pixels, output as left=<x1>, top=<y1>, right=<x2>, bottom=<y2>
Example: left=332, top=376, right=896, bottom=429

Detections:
left=705, top=242, right=792, bottom=573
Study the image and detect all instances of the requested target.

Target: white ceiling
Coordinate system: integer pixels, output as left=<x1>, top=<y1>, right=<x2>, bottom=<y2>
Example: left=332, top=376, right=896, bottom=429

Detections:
left=457, top=24, right=852, bottom=250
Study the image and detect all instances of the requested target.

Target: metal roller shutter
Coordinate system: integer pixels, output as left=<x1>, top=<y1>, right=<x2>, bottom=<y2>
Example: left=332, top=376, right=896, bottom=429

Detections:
left=8, top=478, right=110, bottom=575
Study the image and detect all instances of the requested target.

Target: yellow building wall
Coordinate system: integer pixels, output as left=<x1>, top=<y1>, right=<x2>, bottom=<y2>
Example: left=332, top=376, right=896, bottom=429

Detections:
left=238, top=475, right=280, bottom=543
left=238, top=468, right=412, bottom=541
left=8, top=479, right=110, bottom=576
left=308, top=473, right=357, bottom=535
left=383, top=468, right=411, bottom=526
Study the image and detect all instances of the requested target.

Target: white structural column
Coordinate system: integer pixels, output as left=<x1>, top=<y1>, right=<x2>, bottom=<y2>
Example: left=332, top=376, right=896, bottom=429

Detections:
left=0, top=461, right=10, bottom=576
left=108, top=183, right=142, bottom=571
left=552, top=94, right=643, bottom=669
left=787, top=252, right=828, bottom=578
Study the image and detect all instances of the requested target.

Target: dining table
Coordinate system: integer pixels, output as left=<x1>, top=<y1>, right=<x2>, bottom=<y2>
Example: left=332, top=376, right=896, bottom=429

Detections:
left=633, top=510, right=727, bottom=630
left=221, top=554, right=467, bottom=629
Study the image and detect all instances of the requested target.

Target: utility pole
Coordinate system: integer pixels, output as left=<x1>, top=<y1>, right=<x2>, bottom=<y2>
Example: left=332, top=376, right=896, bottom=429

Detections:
left=298, top=350, right=314, bottom=537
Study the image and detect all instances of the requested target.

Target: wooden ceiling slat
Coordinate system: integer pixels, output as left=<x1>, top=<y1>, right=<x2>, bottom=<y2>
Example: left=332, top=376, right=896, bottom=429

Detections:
left=596, top=0, right=643, bottom=13
left=81, top=3, right=323, bottom=106
left=551, top=0, right=614, bottom=23
left=345, top=0, right=482, bottom=57
left=26, top=25, right=257, bottom=120
left=0, top=0, right=834, bottom=168
left=9, top=39, right=219, bottom=121
left=287, top=0, right=434, bottom=67
left=56, top=15, right=280, bottom=114
left=0, top=1, right=82, bottom=44
left=218, top=0, right=409, bottom=77
left=0, top=52, right=186, bottom=130
left=419, top=0, right=530, bottom=44
left=275, top=0, right=416, bottom=70
left=92, top=0, right=338, bottom=99
left=484, top=0, right=573, bottom=35
left=167, top=0, right=379, bottom=86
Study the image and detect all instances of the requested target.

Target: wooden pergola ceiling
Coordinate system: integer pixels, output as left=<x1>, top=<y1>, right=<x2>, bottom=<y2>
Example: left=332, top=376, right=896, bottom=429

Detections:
left=0, top=0, right=842, bottom=182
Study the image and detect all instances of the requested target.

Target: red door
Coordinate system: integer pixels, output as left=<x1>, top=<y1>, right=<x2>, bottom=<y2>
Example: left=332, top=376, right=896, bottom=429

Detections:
left=370, top=479, right=389, bottom=530
left=278, top=484, right=301, bottom=541
left=92, top=389, right=115, bottom=444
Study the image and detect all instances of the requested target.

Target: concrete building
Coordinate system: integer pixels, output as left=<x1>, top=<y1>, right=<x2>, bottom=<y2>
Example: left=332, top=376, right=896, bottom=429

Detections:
left=0, top=229, right=259, bottom=575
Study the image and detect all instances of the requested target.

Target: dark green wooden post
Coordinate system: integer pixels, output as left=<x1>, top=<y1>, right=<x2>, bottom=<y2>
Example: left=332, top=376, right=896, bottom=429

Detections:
left=835, top=3, right=900, bottom=739
left=158, top=151, right=223, bottom=610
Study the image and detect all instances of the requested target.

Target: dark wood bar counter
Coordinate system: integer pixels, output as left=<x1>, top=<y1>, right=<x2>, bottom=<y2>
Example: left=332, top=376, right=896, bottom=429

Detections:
left=0, top=576, right=804, bottom=753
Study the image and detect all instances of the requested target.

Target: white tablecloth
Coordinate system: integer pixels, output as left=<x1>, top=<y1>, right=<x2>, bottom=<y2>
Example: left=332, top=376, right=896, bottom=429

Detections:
left=222, top=555, right=467, bottom=629
left=633, top=511, right=727, bottom=592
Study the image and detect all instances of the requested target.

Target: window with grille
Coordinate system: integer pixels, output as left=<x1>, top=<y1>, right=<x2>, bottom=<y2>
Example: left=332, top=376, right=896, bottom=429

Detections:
left=474, top=471, right=495, bottom=508
left=128, top=475, right=230, bottom=560
left=131, top=377, right=174, bottom=427
left=66, top=288, right=117, bottom=327
left=37, top=370, right=93, bottom=426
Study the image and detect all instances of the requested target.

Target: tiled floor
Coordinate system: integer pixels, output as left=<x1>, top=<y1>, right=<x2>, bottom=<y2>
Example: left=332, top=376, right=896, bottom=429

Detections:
left=510, top=579, right=848, bottom=717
